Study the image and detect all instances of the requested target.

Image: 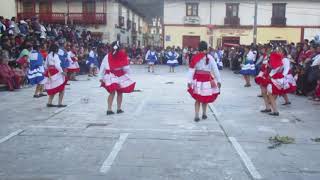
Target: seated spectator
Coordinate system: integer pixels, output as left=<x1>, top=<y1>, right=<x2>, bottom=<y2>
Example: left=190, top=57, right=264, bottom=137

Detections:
left=0, top=51, right=24, bottom=91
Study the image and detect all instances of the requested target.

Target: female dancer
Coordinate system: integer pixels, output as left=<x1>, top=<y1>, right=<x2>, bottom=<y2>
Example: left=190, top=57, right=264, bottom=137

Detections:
left=87, top=47, right=99, bottom=77
left=255, top=47, right=271, bottom=113
left=188, top=41, right=221, bottom=122
left=166, top=47, right=179, bottom=73
left=44, top=44, right=68, bottom=108
left=266, top=52, right=288, bottom=116
left=240, top=46, right=257, bottom=87
left=27, top=43, right=46, bottom=98
left=145, top=47, right=158, bottom=73
left=280, top=47, right=297, bottom=105
left=66, top=44, right=80, bottom=81
left=99, top=41, right=136, bottom=115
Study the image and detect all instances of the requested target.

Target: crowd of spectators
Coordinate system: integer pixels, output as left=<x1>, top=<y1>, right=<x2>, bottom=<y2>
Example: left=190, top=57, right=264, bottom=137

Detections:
left=1, top=15, right=319, bottom=102
left=0, top=15, right=112, bottom=91
left=218, top=39, right=320, bottom=101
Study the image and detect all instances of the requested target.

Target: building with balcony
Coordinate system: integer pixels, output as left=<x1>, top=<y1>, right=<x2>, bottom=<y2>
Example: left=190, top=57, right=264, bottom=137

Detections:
left=9, top=0, right=147, bottom=45
left=164, top=0, right=320, bottom=48
left=148, top=17, right=163, bottom=47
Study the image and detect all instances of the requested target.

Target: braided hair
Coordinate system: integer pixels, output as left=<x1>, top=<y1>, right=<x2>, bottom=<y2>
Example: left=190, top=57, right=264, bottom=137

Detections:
left=198, top=41, right=209, bottom=65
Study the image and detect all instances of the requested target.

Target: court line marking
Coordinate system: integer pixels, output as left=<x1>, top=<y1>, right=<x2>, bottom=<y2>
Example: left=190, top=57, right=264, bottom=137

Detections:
left=209, top=105, right=262, bottom=180
left=229, top=137, right=263, bottom=180
left=133, top=95, right=151, bottom=116
left=100, top=133, right=129, bottom=173
left=28, top=125, right=224, bottom=134
left=0, top=129, right=24, bottom=144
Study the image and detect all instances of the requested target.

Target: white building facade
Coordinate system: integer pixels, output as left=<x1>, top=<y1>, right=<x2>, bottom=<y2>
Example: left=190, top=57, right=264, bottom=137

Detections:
left=164, top=0, right=320, bottom=48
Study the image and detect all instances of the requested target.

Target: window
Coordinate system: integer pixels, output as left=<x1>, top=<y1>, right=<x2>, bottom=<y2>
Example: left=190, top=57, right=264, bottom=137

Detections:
left=272, top=3, right=286, bottom=18
left=83, top=1, right=95, bottom=13
left=39, top=1, right=51, bottom=14
left=186, top=3, right=198, bottom=16
left=23, top=0, right=34, bottom=13
left=226, top=3, right=239, bottom=17
left=272, top=3, right=286, bottom=25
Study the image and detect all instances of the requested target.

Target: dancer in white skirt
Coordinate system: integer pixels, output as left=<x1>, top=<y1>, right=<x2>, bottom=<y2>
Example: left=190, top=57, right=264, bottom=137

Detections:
left=99, top=41, right=136, bottom=115
left=188, top=41, right=221, bottom=122
left=44, top=44, right=68, bottom=108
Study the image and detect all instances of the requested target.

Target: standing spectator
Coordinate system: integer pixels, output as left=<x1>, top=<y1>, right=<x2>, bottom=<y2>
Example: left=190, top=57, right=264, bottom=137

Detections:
left=18, top=20, right=29, bottom=37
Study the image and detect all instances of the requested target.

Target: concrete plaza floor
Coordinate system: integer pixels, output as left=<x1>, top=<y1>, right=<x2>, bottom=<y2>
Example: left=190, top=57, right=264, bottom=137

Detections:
left=0, top=65, right=319, bottom=180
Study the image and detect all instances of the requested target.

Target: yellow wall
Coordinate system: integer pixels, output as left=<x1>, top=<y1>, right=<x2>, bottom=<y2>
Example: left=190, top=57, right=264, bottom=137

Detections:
left=212, top=28, right=254, bottom=47
left=164, top=26, right=208, bottom=48
left=257, top=27, right=301, bottom=44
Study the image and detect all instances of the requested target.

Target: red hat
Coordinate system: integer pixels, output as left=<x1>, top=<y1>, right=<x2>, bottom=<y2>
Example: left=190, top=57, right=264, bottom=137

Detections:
left=269, top=52, right=283, bottom=69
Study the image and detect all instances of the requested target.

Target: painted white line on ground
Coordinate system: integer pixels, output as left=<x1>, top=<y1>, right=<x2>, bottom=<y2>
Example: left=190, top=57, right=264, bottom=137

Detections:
left=133, top=95, right=150, bottom=116
left=98, top=128, right=223, bottom=134
left=27, top=126, right=224, bottom=134
left=100, top=133, right=129, bottom=174
left=0, top=129, right=24, bottom=144
left=210, top=106, right=221, bottom=118
left=229, top=137, right=262, bottom=180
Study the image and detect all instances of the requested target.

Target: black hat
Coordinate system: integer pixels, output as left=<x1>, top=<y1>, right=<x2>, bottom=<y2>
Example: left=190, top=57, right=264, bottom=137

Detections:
left=198, top=41, right=208, bottom=52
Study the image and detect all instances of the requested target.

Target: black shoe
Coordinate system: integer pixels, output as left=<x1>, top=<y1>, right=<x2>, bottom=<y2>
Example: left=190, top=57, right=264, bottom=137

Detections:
left=33, top=95, right=40, bottom=98
left=202, top=115, right=208, bottom=120
left=269, top=112, right=280, bottom=116
left=194, top=117, right=200, bottom=122
left=260, top=109, right=272, bottom=113
left=57, top=104, right=67, bottom=108
left=107, top=111, right=115, bottom=115
left=39, top=93, right=47, bottom=97
left=117, top=109, right=124, bottom=114
left=257, top=95, right=263, bottom=98
left=47, top=104, right=57, bottom=108
left=282, top=102, right=291, bottom=106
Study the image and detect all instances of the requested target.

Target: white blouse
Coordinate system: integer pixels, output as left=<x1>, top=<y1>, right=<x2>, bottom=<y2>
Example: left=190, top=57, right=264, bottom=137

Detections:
left=282, top=58, right=291, bottom=76
left=99, top=54, right=130, bottom=79
left=45, top=52, right=63, bottom=73
left=187, top=54, right=221, bottom=84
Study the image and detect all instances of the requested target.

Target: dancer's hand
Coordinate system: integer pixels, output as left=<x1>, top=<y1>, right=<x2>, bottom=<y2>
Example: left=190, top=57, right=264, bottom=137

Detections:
left=217, top=83, right=221, bottom=89
left=187, top=83, right=192, bottom=89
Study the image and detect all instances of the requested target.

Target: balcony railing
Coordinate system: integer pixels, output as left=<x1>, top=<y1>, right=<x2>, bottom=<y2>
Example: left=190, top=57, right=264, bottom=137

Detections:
left=17, top=12, right=106, bottom=25
left=271, top=17, right=286, bottom=26
left=224, top=16, right=240, bottom=26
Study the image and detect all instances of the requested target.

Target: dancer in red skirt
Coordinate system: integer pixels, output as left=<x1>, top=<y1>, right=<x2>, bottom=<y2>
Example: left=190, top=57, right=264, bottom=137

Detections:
left=188, top=41, right=221, bottom=122
left=266, top=52, right=288, bottom=116
left=44, top=44, right=68, bottom=108
left=99, top=41, right=136, bottom=115
left=280, top=47, right=296, bottom=105
left=255, top=48, right=271, bottom=113
left=66, top=44, right=80, bottom=81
